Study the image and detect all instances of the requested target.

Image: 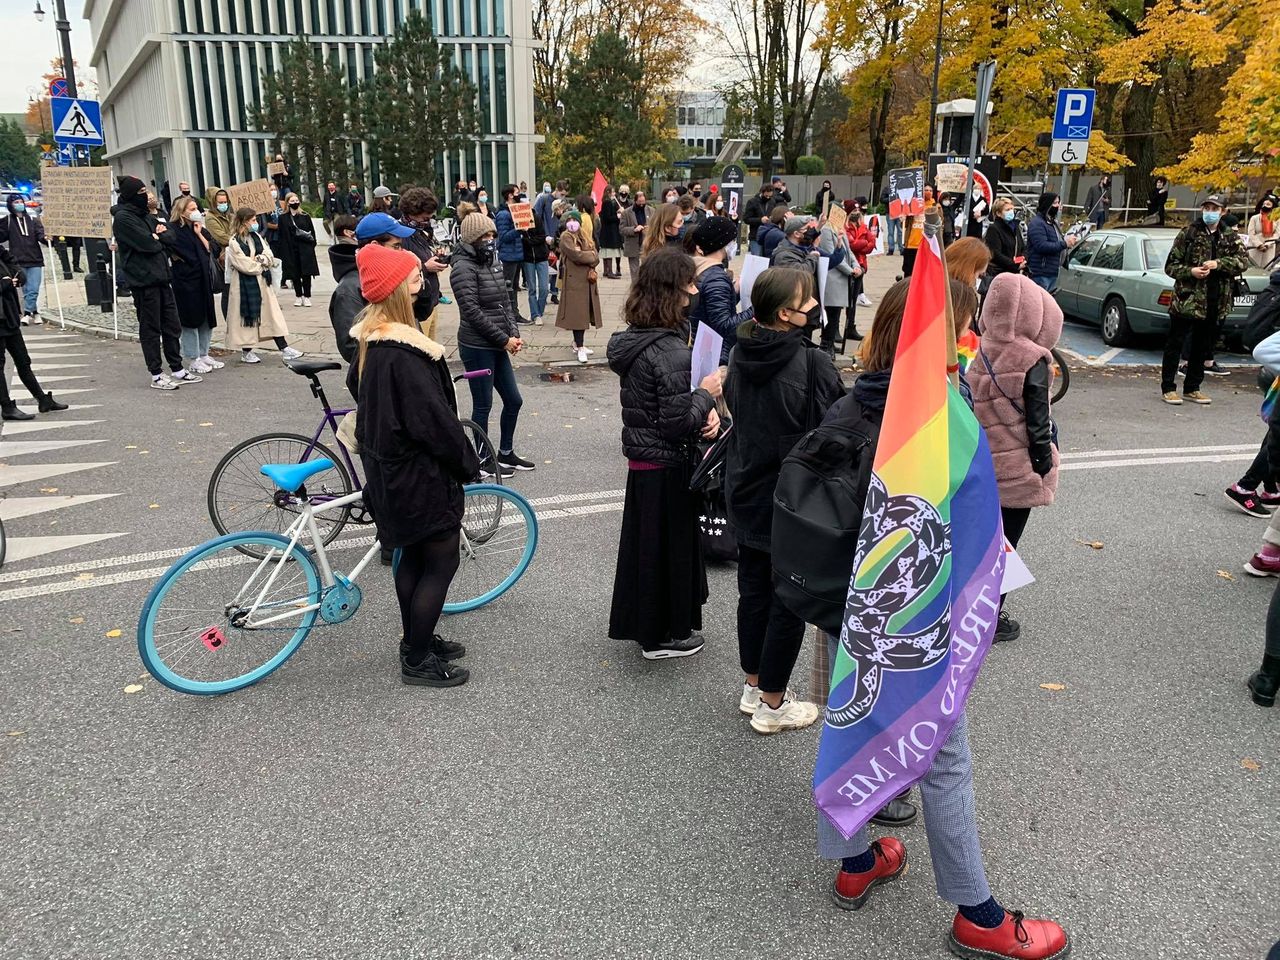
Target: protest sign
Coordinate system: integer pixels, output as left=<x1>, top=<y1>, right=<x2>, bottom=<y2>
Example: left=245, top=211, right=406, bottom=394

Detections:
left=825, top=204, right=847, bottom=234
left=227, top=178, right=276, bottom=215
left=737, top=254, right=771, bottom=310
left=887, top=168, right=925, bottom=219
left=935, top=162, right=970, bottom=193
left=690, top=323, right=724, bottom=392
left=511, top=201, right=534, bottom=231
left=267, top=161, right=286, bottom=178
left=40, top=165, right=113, bottom=239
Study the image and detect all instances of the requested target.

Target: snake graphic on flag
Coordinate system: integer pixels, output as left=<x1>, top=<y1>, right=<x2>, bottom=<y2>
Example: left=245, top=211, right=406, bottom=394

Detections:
left=826, top=473, right=952, bottom=729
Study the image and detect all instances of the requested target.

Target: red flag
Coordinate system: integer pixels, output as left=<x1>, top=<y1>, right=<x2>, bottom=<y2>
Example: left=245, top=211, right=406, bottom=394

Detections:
left=591, top=169, right=608, bottom=208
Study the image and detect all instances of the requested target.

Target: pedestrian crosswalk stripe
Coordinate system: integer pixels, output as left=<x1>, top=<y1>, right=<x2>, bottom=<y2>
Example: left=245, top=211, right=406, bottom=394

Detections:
left=0, top=418, right=104, bottom=436
left=16, top=353, right=89, bottom=360
left=11, top=387, right=96, bottom=399
left=3, top=533, right=126, bottom=564
left=0, top=494, right=119, bottom=521
left=26, top=363, right=91, bottom=371
left=0, top=438, right=108, bottom=457
left=10, top=374, right=90, bottom=386
left=0, top=461, right=117, bottom=489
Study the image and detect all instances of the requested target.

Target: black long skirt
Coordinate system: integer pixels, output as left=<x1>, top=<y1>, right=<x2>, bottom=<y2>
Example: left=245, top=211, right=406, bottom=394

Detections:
left=608, top=464, right=708, bottom=650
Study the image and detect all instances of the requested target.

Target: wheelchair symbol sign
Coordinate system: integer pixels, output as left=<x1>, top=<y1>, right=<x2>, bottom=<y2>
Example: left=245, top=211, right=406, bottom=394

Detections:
left=1051, top=138, right=1089, bottom=166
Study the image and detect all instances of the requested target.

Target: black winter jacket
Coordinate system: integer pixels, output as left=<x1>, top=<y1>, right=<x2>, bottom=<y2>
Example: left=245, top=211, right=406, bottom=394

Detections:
left=168, top=222, right=220, bottom=329
left=400, top=220, right=442, bottom=320
left=607, top=327, right=715, bottom=465
left=451, top=240, right=519, bottom=350
left=984, top=217, right=1023, bottom=276
left=689, top=263, right=753, bottom=366
left=724, top=321, right=844, bottom=548
left=328, top=242, right=363, bottom=364
left=0, top=212, right=45, bottom=267
left=346, top=320, right=480, bottom=548
left=112, top=203, right=175, bottom=288
left=0, top=245, right=25, bottom=333
left=744, top=193, right=784, bottom=241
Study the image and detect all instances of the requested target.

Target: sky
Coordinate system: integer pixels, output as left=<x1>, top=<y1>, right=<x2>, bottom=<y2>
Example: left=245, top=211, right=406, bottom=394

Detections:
left=0, top=0, right=97, bottom=114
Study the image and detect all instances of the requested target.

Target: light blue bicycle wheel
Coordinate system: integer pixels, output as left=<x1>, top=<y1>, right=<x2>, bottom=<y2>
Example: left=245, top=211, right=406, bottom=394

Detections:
left=138, top=532, right=322, bottom=695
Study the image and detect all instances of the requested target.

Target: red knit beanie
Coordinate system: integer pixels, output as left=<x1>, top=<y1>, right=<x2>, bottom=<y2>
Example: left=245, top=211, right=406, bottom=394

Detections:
left=356, top=244, right=421, bottom=303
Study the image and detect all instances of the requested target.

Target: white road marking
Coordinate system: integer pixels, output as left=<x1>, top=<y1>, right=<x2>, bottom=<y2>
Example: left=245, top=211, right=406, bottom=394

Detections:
left=1061, top=453, right=1254, bottom=471
left=2, top=533, right=128, bottom=564
left=0, top=418, right=105, bottom=436
left=1062, top=444, right=1258, bottom=460
left=26, top=363, right=90, bottom=371
left=0, top=494, right=119, bottom=521
left=10, top=387, right=97, bottom=399
left=1093, top=347, right=1124, bottom=365
left=0, top=438, right=108, bottom=457
left=0, top=461, right=118, bottom=489
left=10, top=374, right=90, bottom=386
left=10, top=403, right=101, bottom=414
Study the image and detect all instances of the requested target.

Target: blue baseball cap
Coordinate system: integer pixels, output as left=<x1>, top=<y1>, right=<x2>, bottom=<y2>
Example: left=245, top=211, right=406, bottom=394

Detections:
left=355, top=212, right=416, bottom=241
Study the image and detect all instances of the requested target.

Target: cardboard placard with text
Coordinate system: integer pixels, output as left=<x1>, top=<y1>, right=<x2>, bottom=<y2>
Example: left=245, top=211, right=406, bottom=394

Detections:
left=510, top=201, right=534, bottom=231
left=887, top=167, right=925, bottom=219
left=825, top=204, right=847, bottom=234
left=40, top=165, right=114, bottom=239
left=226, top=178, right=276, bottom=216
left=267, top=161, right=286, bottom=178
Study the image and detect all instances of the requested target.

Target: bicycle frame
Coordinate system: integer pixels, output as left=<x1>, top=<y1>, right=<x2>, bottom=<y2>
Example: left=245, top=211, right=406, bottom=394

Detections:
left=300, top=374, right=362, bottom=497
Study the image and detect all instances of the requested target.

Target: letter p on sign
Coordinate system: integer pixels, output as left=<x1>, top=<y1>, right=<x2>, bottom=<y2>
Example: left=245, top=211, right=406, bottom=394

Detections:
left=1053, top=88, right=1095, bottom=141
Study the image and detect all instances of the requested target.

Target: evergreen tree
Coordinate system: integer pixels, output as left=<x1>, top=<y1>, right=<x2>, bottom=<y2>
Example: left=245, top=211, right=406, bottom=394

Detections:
left=0, top=119, right=39, bottom=183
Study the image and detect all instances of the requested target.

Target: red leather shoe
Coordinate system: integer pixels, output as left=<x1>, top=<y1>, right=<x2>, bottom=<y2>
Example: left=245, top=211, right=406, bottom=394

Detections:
left=949, top=910, right=1070, bottom=959
left=831, top=837, right=908, bottom=910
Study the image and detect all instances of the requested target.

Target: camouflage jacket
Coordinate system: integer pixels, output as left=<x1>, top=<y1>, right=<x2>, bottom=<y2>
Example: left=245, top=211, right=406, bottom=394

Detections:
left=1164, top=220, right=1248, bottom=321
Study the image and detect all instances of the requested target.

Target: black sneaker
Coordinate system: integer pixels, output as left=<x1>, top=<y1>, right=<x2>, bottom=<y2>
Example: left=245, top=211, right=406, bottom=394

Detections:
left=549, top=294, right=559, bottom=304
left=993, top=611, right=1021, bottom=643
left=516, top=314, right=535, bottom=325
left=1225, top=486, right=1270, bottom=518
left=480, top=461, right=516, bottom=480
left=401, top=651, right=470, bottom=687
left=400, top=636, right=467, bottom=662
left=641, top=634, right=705, bottom=660
left=498, top=452, right=536, bottom=471
left=1203, top=363, right=1230, bottom=377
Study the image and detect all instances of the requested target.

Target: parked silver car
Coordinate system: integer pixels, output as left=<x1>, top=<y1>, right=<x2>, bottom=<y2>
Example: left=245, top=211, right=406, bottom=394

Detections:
left=1053, top=227, right=1270, bottom=347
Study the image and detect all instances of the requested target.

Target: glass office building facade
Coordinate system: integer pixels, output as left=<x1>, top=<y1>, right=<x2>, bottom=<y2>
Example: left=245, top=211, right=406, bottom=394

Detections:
left=84, top=0, right=538, bottom=195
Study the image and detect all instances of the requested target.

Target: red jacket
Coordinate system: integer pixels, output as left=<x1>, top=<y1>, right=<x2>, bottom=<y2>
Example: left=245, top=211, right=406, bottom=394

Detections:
left=844, top=220, right=876, bottom=271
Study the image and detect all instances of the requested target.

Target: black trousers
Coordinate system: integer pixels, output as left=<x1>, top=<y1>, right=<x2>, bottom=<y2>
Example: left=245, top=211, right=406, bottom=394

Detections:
left=1268, top=579, right=1280, bottom=658
left=737, top=543, right=807, bottom=694
left=1001, top=506, right=1032, bottom=550
left=902, top=247, right=918, bottom=277
left=822, top=305, right=843, bottom=348
left=133, top=285, right=184, bottom=376
left=1162, top=310, right=1216, bottom=394
left=502, top=261, right=523, bottom=319
left=0, top=329, right=44, bottom=406
left=294, top=275, right=312, bottom=297
left=1240, top=433, right=1279, bottom=491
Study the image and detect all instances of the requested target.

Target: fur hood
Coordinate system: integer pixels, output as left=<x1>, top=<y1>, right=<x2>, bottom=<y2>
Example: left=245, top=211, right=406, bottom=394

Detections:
left=349, top=318, right=446, bottom=360
left=980, top=273, right=1063, bottom=351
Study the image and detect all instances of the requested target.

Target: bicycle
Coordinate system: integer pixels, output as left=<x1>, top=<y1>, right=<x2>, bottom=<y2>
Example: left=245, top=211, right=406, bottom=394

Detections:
left=139, top=463, right=538, bottom=695
left=1049, top=346, right=1070, bottom=404
left=0, top=515, right=6, bottom=569
left=207, top=359, right=501, bottom=557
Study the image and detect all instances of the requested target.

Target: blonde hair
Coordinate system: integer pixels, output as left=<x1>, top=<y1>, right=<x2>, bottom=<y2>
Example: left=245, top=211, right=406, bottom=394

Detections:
left=355, top=281, right=417, bottom=378
left=642, top=204, right=684, bottom=258
left=991, top=197, right=1014, bottom=218
left=170, top=196, right=198, bottom=224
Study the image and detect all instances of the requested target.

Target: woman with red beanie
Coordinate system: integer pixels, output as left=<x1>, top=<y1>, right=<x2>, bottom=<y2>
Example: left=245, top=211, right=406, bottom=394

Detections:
left=347, top=243, right=480, bottom=687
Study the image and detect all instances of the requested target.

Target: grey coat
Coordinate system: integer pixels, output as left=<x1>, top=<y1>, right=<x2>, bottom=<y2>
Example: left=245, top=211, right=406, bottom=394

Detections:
left=818, top=225, right=854, bottom=309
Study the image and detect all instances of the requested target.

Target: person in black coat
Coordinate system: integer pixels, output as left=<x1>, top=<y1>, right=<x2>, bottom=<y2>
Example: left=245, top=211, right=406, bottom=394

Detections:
left=1148, top=176, right=1169, bottom=226
left=451, top=211, right=532, bottom=476
left=281, top=192, right=319, bottom=305
left=983, top=198, right=1025, bottom=277
left=687, top=217, right=753, bottom=365
left=724, top=267, right=843, bottom=732
left=167, top=196, right=223, bottom=375
left=605, top=247, right=723, bottom=661
left=0, top=245, right=66, bottom=420
left=597, top=187, right=624, bottom=279
left=113, top=176, right=201, bottom=390
left=346, top=243, right=479, bottom=687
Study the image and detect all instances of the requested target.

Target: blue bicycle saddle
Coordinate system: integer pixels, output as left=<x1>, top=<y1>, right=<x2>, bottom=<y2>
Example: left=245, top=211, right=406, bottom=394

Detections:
left=260, top=458, right=336, bottom=493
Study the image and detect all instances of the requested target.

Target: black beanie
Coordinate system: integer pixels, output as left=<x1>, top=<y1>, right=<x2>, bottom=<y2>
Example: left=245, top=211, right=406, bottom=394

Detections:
left=117, top=175, right=145, bottom=200
left=691, top=216, right=740, bottom=256
left=1037, top=192, right=1059, bottom=216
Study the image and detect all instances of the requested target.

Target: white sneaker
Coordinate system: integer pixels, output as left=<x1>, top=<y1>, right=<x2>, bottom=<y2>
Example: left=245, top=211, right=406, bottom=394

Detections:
left=30, top=313, right=43, bottom=325
left=240, top=350, right=262, bottom=364
left=200, top=355, right=225, bottom=369
left=302, top=297, right=312, bottom=307
left=20, top=314, right=30, bottom=326
left=750, top=698, right=820, bottom=735
left=170, top=368, right=203, bottom=384
left=857, top=293, right=873, bottom=307
left=535, top=317, right=544, bottom=325
left=280, top=346, right=305, bottom=361
left=740, top=683, right=762, bottom=715
left=576, top=347, right=588, bottom=364
left=190, top=359, right=214, bottom=374
left=583, top=347, right=595, bottom=356
left=150, top=374, right=180, bottom=390
left=294, top=297, right=303, bottom=307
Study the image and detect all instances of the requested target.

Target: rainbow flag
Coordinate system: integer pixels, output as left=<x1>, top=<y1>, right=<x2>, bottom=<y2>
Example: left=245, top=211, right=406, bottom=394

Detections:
left=814, top=234, right=1006, bottom=839
left=1261, top=376, right=1280, bottom=424
left=954, top=328, right=979, bottom=376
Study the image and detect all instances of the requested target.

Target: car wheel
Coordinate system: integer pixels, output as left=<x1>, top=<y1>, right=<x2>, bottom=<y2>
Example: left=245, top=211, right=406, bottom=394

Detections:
left=1100, top=297, right=1133, bottom=347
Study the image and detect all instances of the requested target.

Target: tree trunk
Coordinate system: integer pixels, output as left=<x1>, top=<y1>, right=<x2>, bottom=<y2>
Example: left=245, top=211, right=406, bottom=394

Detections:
left=1121, top=82, right=1157, bottom=211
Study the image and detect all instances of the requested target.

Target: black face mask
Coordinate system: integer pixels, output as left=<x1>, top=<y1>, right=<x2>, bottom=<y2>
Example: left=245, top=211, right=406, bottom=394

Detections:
left=802, top=227, right=819, bottom=244
left=125, top=193, right=149, bottom=213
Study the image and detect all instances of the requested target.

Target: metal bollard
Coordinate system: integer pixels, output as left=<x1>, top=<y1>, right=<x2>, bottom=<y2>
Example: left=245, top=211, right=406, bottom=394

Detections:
left=95, top=254, right=113, bottom=312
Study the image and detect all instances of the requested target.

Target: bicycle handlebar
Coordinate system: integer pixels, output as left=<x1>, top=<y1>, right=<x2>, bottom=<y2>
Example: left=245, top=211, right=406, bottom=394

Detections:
left=454, top=369, right=493, bottom=382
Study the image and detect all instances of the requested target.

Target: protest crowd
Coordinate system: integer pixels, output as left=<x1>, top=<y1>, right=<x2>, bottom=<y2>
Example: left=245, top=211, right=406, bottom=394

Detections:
left=8, top=156, right=1280, bottom=960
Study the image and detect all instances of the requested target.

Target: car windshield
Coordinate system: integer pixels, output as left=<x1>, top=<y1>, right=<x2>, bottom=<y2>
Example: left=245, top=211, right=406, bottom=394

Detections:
left=1143, top=238, right=1174, bottom=270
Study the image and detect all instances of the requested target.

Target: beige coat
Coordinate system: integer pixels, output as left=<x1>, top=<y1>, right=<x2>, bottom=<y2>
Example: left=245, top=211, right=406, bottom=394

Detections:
left=1248, top=213, right=1278, bottom=269
left=619, top=205, right=646, bottom=258
left=223, top=233, right=289, bottom=350
left=555, top=227, right=603, bottom=332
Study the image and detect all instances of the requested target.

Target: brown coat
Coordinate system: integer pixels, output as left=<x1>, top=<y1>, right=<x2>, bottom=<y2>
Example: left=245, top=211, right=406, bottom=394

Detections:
left=555, top=228, right=602, bottom=331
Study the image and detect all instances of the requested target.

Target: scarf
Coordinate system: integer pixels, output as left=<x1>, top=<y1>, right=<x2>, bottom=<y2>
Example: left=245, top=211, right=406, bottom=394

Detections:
left=634, top=204, right=648, bottom=227
left=581, top=213, right=595, bottom=246
left=236, top=234, right=264, bottom=326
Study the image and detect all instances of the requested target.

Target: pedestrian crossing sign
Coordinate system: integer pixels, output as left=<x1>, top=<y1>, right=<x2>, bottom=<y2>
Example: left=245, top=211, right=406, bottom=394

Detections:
left=51, top=97, right=104, bottom=147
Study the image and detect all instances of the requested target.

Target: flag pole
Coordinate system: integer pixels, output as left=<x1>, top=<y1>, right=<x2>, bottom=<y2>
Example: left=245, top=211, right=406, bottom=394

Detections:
left=922, top=220, right=959, bottom=389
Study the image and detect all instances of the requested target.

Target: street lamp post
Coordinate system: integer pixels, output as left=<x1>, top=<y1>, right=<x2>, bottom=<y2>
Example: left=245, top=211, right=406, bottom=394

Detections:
left=927, top=0, right=944, bottom=157
left=32, top=0, right=78, bottom=98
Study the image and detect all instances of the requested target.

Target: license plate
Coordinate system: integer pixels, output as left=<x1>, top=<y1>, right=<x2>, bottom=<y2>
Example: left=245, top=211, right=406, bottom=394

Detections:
left=1235, top=294, right=1257, bottom=308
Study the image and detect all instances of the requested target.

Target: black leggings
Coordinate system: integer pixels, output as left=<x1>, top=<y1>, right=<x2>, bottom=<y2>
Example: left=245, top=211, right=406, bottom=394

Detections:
left=822, top=306, right=843, bottom=347
left=573, top=329, right=585, bottom=347
left=1268, top=579, right=1280, bottom=657
left=0, top=330, right=43, bottom=406
left=394, top=529, right=461, bottom=661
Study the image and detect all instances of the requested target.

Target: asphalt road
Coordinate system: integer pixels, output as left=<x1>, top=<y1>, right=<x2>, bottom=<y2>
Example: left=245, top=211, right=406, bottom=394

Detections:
left=0, top=328, right=1277, bottom=960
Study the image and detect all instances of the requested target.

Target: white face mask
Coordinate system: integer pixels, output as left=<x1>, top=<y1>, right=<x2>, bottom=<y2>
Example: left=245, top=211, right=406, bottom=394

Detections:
left=189, top=210, right=205, bottom=223
left=724, top=241, right=738, bottom=262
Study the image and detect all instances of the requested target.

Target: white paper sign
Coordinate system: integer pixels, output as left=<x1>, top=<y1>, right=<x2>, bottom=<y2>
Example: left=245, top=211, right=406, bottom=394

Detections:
left=691, top=322, right=725, bottom=392
left=737, top=254, right=772, bottom=312
left=1000, top=540, right=1035, bottom=594
left=816, top=257, right=830, bottom=312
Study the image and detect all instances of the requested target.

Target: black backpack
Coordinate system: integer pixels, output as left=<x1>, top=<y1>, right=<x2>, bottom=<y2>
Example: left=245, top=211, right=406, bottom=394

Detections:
left=1243, top=280, right=1280, bottom=352
left=771, top=396, right=880, bottom=636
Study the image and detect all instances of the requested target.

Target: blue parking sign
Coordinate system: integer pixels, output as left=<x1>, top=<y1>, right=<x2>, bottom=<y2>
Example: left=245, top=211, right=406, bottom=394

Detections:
left=51, top=97, right=104, bottom=147
left=1052, top=89, right=1095, bottom=142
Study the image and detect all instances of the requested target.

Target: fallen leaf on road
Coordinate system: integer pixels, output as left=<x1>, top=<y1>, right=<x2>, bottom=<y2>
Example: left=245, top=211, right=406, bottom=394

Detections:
left=544, top=460, right=553, bottom=464
left=74, top=573, right=94, bottom=581
left=563, top=424, right=573, bottom=429
left=105, top=629, right=122, bottom=638
left=125, top=445, right=137, bottom=449
left=1039, top=683, right=1067, bottom=691
left=1074, top=539, right=1104, bottom=550
left=123, top=684, right=143, bottom=695
left=148, top=504, right=159, bottom=509
left=1216, top=570, right=1236, bottom=581
left=174, top=418, right=185, bottom=423
left=39, top=487, right=58, bottom=493
left=68, top=617, right=84, bottom=624
left=1241, top=757, right=1262, bottom=772
left=7, top=731, right=24, bottom=736
left=198, top=422, right=213, bottom=427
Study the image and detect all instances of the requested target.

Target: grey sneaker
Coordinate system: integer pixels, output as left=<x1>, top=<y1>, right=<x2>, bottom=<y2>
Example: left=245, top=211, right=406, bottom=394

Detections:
left=150, top=374, right=180, bottom=391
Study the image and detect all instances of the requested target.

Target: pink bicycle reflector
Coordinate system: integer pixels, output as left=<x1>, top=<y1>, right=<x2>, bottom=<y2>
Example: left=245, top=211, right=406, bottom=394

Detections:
left=200, top=626, right=227, bottom=651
